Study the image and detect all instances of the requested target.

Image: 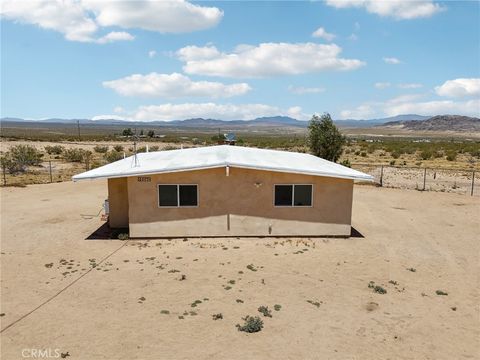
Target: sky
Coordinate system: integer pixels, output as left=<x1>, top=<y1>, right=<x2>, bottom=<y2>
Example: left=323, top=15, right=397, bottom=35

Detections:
left=1, top=0, right=479, bottom=121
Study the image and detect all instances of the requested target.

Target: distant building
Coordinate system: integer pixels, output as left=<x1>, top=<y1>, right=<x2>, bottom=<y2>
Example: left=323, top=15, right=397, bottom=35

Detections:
left=217, top=133, right=236, bottom=145
left=73, top=145, right=373, bottom=237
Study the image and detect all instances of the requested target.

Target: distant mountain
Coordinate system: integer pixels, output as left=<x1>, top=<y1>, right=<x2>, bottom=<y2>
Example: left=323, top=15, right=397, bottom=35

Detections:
left=334, top=114, right=430, bottom=128
left=3, top=114, right=474, bottom=131
left=379, top=115, right=480, bottom=132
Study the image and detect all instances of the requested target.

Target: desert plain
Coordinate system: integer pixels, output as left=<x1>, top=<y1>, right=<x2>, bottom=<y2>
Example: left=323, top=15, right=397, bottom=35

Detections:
left=0, top=180, right=478, bottom=360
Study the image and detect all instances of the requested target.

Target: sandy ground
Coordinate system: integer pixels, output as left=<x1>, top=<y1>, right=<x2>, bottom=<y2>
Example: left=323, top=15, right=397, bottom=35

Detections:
left=0, top=181, right=479, bottom=360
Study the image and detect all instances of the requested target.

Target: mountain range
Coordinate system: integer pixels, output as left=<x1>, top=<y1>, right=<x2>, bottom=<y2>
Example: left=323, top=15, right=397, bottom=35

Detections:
left=1, top=114, right=478, bottom=132
left=2, top=114, right=431, bottom=128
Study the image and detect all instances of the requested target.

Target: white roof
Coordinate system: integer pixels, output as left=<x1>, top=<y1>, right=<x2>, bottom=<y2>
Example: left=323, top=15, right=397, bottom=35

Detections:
left=72, top=145, right=373, bottom=182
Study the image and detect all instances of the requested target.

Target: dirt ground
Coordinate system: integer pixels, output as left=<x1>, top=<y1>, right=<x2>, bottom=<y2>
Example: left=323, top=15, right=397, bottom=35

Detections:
left=0, top=181, right=479, bottom=360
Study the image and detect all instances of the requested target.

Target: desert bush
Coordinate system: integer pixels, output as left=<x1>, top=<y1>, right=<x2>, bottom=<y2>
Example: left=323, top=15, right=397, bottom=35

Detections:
left=258, top=306, right=272, bottom=317
left=44, top=145, right=64, bottom=155
left=212, top=313, right=223, bottom=320
left=391, top=150, right=401, bottom=159
left=389, top=160, right=396, bottom=166
left=150, top=145, right=159, bottom=151
left=93, top=145, right=108, bottom=153
left=163, top=145, right=179, bottom=151
left=104, top=150, right=123, bottom=163
left=9, top=145, right=43, bottom=170
left=419, top=149, right=432, bottom=160
left=113, top=145, right=124, bottom=152
left=236, top=316, right=263, bottom=333
left=368, top=281, right=387, bottom=294
left=360, top=151, right=367, bottom=157
left=446, top=150, right=457, bottom=161
left=435, top=290, right=448, bottom=296
left=274, top=304, right=282, bottom=311
left=122, top=128, right=134, bottom=136
left=340, top=159, right=351, bottom=168
left=147, top=130, right=155, bottom=138
left=63, top=148, right=87, bottom=162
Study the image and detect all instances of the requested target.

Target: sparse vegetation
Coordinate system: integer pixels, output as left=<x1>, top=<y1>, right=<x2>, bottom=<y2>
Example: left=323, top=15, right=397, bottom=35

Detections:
left=258, top=306, right=272, bottom=317
left=212, top=313, right=223, bottom=320
left=93, top=145, right=108, bottom=153
left=236, top=315, right=264, bottom=333
left=435, top=290, right=448, bottom=296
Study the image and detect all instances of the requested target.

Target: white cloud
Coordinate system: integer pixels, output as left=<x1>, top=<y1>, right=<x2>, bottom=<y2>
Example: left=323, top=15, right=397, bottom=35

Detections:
left=398, top=83, right=423, bottom=89
left=312, top=27, right=336, bottom=41
left=177, top=42, right=365, bottom=78
left=384, top=99, right=480, bottom=117
left=92, top=114, right=127, bottom=121
left=84, top=0, right=223, bottom=33
left=103, top=72, right=251, bottom=98
left=96, top=31, right=134, bottom=44
left=383, top=57, right=402, bottom=64
left=340, top=104, right=376, bottom=119
left=288, top=86, right=325, bottom=95
left=113, top=106, right=124, bottom=114
left=0, top=0, right=223, bottom=43
left=325, top=0, right=444, bottom=20
left=435, top=78, right=480, bottom=98
left=339, top=93, right=480, bottom=119
left=374, top=82, right=391, bottom=89
left=108, top=103, right=308, bottom=121
left=148, top=50, right=157, bottom=58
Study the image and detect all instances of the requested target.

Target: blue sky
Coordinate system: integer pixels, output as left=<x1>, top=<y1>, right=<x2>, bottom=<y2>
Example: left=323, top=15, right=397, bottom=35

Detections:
left=1, top=0, right=479, bottom=121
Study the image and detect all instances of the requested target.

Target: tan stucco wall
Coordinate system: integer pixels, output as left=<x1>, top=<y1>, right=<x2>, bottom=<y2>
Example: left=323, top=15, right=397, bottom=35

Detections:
left=107, top=177, right=129, bottom=228
left=120, top=167, right=354, bottom=237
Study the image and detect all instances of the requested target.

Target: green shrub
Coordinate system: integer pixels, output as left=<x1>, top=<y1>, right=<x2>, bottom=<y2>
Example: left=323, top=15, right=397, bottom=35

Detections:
left=435, top=290, right=448, bottom=296
left=44, top=145, right=64, bottom=155
left=104, top=150, right=123, bottom=163
left=63, top=148, right=87, bottom=162
left=93, top=145, right=108, bottom=153
left=446, top=150, right=457, bottom=161
left=258, top=306, right=272, bottom=317
left=236, top=316, right=263, bottom=333
left=147, top=130, right=155, bottom=137
left=113, top=145, right=124, bottom=152
left=274, top=304, right=282, bottom=311
left=9, top=145, right=43, bottom=169
left=419, top=149, right=432, bottom=160
left=340, top=159, right=351, bottom=168
left=212, top=313, right=223, bottom=320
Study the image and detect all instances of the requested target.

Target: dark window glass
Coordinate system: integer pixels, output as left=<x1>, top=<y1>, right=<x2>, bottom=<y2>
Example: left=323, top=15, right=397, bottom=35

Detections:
left=294, top=185, right=312, bottom=206
left=179, top=185, right=198, bottom=206
left=159, top=185, right=178, bottom=207
left=275, top=185, right=293, bottom=206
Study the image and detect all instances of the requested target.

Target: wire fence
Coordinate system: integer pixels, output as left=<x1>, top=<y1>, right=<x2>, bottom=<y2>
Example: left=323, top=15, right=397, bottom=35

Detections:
left=1, top=159, right=478, bottom=197
left=351, top=163, right=478, bottom=197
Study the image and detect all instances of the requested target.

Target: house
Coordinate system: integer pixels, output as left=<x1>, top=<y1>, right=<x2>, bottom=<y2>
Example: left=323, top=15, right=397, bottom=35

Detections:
left=72, top=145, right=373, bottom=237
left=217, top=133, right=236, bottom=145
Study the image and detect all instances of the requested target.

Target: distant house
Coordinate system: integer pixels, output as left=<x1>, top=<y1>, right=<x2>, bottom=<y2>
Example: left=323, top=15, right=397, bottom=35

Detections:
left=217, top=133, right=236, bottom=145
left=73, top=145, right=372, bottom=237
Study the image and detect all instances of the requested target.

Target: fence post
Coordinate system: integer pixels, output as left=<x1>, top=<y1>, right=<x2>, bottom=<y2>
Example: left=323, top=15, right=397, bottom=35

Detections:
left=423, top=168, right=427, bottom=191
left=380, top=165, right=384, bottom=187
left=472, top=170, right=475, bottom=196
left=49, top=160, right=53, bottom=183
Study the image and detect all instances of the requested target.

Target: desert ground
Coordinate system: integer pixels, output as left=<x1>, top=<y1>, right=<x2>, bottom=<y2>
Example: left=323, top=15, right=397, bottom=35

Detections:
left=1, top=181, right=478, bottom=359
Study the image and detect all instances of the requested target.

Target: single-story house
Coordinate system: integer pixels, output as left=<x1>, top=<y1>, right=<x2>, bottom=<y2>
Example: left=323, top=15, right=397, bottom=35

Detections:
left=72, top=145, right=373, bottom=237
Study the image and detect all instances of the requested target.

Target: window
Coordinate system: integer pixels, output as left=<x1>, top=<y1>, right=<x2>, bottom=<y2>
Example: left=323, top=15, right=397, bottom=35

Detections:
left=158, top=185, right=198, bottom=207
left=274, top=184, right=312, bottom=207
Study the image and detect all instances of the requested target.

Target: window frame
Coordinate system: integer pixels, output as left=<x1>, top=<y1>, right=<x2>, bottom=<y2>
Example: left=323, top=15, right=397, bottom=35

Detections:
left=273, top=184, right=313, bottom=208
left=158, top=184, right=199, bottom=208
